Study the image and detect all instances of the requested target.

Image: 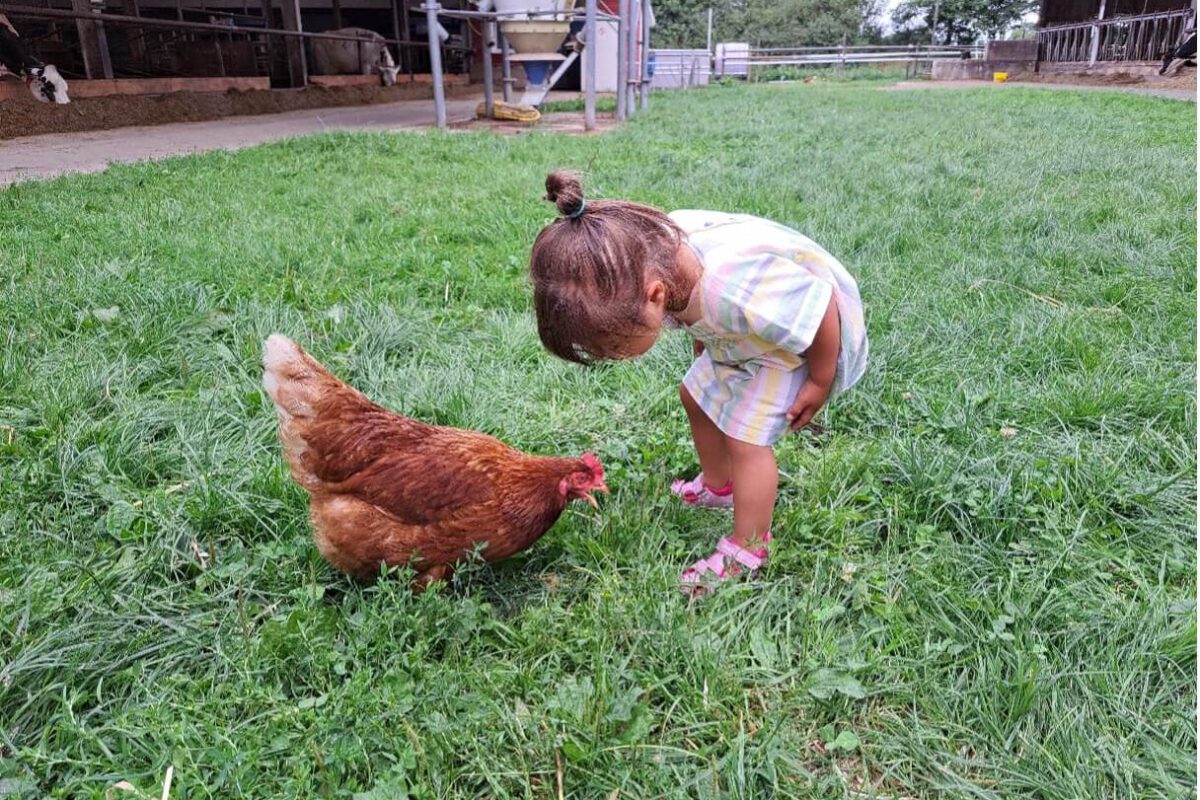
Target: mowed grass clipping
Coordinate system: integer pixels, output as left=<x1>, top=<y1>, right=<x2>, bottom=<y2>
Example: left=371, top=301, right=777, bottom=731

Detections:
left=0, top=83, right=1194, bottom=799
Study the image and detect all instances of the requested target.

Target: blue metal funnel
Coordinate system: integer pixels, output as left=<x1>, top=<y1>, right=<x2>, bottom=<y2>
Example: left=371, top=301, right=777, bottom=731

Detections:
left=521, top=60, right=555, bottom=86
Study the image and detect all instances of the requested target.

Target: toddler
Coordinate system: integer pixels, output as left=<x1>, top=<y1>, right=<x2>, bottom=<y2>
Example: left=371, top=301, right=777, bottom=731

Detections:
left=529, top=171, right=867, bottom=593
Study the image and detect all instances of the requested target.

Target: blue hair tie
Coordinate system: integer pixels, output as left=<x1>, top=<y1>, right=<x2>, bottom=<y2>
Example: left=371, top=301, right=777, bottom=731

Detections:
left=569, top=200, right=586, bottom=220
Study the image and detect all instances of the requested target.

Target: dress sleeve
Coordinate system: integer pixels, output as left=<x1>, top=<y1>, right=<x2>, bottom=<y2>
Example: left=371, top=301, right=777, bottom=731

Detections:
left=726, top=254, right=833, bottom=355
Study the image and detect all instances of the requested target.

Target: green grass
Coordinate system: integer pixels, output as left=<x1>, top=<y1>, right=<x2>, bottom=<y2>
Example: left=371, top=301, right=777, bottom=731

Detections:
left=540, top=95, right=618, bottom=113
left=747, top=64, right=909, bottom=83
left=0, top=83, right=1195, bottom=799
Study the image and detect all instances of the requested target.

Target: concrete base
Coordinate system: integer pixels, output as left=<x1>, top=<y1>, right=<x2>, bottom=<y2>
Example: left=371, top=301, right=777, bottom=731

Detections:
left=309, top=75, right=383, bottom=87
left=985, top=40, right=1039, bottom=61
left=0, top=79, right=482, bottom=140
left=931, top=57, right=1172, bottom=82
left=1036, top=60, right=1165, bottom=77
left=1, top=73, right=470, bottom=102
left=932, top=60, right=1035, bottom=80
left=310, top=73, right=470, bottom=87
left=0, top=76, right=269, bottom=102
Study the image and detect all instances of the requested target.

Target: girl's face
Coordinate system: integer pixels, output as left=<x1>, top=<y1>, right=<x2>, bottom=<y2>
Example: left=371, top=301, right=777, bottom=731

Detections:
left=607, top=326, right=661, bottom=360
left=600, top=280, right=667, bottom=360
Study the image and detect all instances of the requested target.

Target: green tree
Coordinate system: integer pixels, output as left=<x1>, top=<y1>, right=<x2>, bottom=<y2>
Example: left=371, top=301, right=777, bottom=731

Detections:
left=891, top=0, right=1036, bottom=43
left=650, top=0, right=714, bottom=48
left=717, top=0, right=862, bottom=46
left=649, top=0, right=885, bottom=48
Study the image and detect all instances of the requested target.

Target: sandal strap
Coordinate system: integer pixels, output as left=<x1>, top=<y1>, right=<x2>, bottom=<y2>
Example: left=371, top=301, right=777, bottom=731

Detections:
left=671, top=474, right=733, bottom=499
left=681, top=552, right=727, bottom=583
left=716, top=537, right=766, bottom=571
left=671, top=474, right=704, bottom=498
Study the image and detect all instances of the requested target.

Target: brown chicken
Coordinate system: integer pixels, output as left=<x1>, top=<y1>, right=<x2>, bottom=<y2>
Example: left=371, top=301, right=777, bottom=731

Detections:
left=262, top=334, right=607, bottom=589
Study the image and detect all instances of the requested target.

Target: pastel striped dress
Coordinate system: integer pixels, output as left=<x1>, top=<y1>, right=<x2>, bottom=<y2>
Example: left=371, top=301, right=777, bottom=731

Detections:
left=668, top=210, right=868, bottom=446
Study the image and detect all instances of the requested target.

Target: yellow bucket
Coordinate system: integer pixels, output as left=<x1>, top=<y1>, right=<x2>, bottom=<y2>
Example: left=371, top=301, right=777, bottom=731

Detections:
left=993, top=72, right=1008, bottom=83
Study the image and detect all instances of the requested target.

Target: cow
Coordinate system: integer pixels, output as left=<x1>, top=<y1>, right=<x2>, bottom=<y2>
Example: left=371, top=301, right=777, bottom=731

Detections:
left=0, top=13, right=70, bottom=104
left=1160, top=29, right=1196, bottom=75
left=378, top=45, right=400, bottom=86
left=310, top=27, right=400, bottom=86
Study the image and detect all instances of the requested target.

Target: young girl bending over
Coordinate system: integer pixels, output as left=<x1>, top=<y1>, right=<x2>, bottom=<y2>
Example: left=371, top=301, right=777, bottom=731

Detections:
left=529, top=171, right=868, bottom=594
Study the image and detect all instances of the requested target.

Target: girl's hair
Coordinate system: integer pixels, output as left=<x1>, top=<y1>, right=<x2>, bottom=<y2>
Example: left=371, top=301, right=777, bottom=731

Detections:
left=530, top=170, right=686, bottom=364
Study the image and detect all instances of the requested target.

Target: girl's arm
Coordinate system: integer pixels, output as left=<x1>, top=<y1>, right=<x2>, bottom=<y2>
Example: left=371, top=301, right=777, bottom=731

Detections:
left=787, top=296, right=840, bottom=429
left=803, top=295, right=840, bottom=389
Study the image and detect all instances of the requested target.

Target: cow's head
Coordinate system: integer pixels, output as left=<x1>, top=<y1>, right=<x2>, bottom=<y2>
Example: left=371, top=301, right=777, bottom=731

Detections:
left=27, top=64, right=69, bottom=104
left=377, top=46, right=399, bottom=87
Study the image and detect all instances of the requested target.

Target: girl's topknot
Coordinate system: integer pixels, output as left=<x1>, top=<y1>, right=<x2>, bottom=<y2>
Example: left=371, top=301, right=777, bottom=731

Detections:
left=545, top=170, right=585, bottom=219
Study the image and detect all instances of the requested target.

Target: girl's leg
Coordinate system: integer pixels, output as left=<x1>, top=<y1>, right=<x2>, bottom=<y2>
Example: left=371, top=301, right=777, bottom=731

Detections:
left=680, top=383, right=731, bottom=488
left=726, top=437, right=777, bottom=548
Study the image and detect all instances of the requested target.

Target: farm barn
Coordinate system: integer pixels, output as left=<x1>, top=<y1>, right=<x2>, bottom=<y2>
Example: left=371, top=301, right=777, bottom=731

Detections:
left=0, top=0, right=474, bottom=96
left=1037, top=0, right=1195, bottom=67
left=0, top=0, right=652, bottom=133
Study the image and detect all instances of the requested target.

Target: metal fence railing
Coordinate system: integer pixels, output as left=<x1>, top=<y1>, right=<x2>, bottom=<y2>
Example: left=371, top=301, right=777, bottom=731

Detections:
left=649, top=48, right=710, bottom=88
left=0, top=3, right=464, bottom=85
left=713, top=44, right=982, bottom=79
left=1038, top=9, right=1193, bottom=63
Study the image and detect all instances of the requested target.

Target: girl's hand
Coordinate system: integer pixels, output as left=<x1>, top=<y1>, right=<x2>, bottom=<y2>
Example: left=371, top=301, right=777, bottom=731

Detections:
left=787, top=379, right=830, bottom=430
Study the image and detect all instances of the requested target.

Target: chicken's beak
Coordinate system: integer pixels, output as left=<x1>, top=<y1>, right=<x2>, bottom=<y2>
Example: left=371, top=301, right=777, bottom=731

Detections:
left=581, top=483, right=608, bottom=509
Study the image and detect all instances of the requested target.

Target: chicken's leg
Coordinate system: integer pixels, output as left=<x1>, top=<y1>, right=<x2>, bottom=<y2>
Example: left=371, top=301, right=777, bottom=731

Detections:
left=412, top=563, right=455, bottom=593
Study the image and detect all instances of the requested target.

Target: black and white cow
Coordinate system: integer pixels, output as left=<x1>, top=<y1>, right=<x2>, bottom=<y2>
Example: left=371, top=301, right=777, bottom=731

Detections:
left=0, top=14, right=70, bottom=104
left=1160, top=29, right=1197, bottom=75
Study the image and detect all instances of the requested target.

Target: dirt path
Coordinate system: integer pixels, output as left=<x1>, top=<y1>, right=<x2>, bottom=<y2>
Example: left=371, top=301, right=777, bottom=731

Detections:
left=887, top=79, right=1196, bottom=101
left=0, top=97, right=481, bottom=186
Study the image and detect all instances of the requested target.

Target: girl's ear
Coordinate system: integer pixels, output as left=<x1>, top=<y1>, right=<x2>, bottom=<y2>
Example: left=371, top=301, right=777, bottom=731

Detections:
left=646, top=280, right=667, bottom=307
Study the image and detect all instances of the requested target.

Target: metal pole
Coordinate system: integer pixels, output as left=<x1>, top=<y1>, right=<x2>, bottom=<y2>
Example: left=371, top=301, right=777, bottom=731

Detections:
left=584, top=0, right=597, bottom=130
left=424, top=1, right=446, bottom=128
left=401, top=0, right=412, bottom=78
left=706, top=6, right=713, bottom=53
left=625, top=0, right=638, bottom=114
left=500, top=32, right=513, bottom=102
left=482, top=16, right=494, bottom=116
left=279, top=0, right=306, bottom=87
left=1089, top=0, right=1106, bottom=64
left=639, top=0, right=649, bottom=109
left=389, top=0, right=402, bottom=67
left=616, top=0, right=628, bottom=120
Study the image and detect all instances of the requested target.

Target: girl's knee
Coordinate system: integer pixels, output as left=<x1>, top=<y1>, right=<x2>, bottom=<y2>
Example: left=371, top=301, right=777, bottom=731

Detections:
left=726, top=437, right=774, bottom=462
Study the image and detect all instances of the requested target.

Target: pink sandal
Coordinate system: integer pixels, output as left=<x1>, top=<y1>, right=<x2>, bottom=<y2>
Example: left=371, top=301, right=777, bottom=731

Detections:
left=670, top=474, right=734, bottom=509
left=680, top=533, right=771, bottom=595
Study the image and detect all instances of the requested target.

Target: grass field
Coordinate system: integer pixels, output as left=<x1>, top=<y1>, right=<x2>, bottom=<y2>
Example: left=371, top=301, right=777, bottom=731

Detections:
left=0, top=82, right=1195, bottom=799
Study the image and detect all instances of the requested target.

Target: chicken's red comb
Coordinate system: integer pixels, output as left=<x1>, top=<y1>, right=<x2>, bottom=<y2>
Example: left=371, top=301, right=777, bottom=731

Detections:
left=581, top=452, right=604, bottom=478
